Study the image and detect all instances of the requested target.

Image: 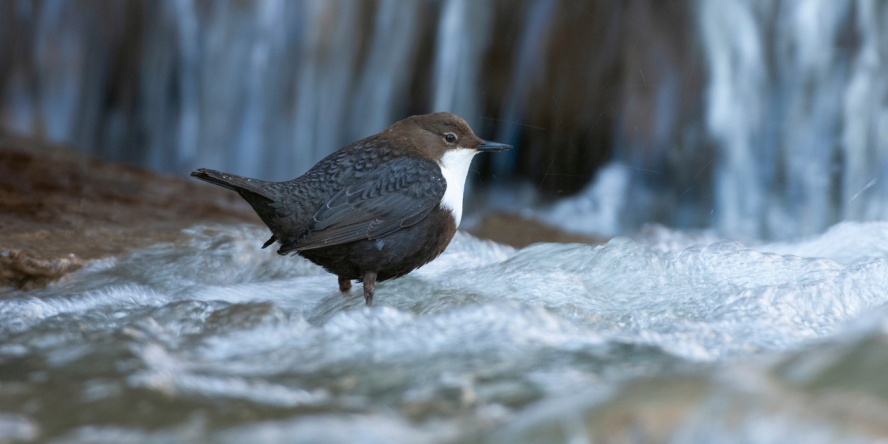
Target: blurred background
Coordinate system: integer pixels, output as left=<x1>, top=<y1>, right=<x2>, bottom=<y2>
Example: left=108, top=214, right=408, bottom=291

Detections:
left=6, top=3, right=888, bottom=442
left=1, top=0, right=887, bottom=240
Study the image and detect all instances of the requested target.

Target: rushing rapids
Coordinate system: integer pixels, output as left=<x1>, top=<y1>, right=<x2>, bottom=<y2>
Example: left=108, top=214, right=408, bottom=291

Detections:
left=2, top=222, right=888, bottom=442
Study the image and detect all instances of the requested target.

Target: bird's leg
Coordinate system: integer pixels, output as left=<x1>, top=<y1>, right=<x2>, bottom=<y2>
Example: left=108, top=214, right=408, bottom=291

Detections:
left=338, top=276, right=352, bottom=294
left=362, top=272, right=377, bottom=306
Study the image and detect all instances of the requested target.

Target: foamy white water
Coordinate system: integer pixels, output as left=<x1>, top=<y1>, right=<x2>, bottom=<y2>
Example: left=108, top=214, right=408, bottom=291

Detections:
left=3, top=222, right=888, bottom=443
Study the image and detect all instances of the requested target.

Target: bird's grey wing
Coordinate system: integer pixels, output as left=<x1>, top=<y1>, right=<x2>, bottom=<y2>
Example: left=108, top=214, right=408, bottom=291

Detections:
left=277, top=157, right=446, bottom=254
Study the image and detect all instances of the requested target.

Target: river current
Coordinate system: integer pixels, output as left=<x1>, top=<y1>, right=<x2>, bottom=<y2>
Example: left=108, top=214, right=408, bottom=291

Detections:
left=3, top=222, right=888, bottom=443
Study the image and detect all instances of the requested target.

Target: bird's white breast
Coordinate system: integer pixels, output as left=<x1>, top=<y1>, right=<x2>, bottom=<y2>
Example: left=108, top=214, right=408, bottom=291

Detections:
left=438, top=149, right=477, bottom=227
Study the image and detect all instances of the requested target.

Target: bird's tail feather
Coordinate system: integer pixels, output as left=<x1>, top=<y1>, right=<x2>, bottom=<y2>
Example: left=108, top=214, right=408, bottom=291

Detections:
left=190, top=168, right=273, bottom=200
left=190, top=168, right=283, bottom=247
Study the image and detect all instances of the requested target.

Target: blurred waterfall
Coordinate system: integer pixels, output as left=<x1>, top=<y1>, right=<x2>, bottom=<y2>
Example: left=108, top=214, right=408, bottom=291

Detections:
left=700, top=0, right=888, bottom=239
left=842, top=1, right=888, bottom=225
left=348, top=0, right=421, bottom=145
left=2, top=0, right=888, bottom=239
left=431, top=0, right=492, bottom=129
left=493, top=0, right=557, bottom=177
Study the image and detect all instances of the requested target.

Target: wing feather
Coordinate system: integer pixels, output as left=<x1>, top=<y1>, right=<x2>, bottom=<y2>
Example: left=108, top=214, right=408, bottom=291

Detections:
left=278, top=157, right=446, bottom=254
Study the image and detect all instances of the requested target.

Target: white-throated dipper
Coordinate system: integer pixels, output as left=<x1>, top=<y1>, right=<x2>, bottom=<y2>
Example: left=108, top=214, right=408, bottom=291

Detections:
left=191, top=112, right=511, bottom=305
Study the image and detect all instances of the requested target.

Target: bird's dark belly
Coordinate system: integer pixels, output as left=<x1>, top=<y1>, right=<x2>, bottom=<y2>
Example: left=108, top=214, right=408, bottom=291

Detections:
left=297, top=207, right=458, bottom=282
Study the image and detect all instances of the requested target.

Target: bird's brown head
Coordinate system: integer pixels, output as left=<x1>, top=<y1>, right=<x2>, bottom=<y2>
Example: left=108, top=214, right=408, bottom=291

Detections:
left=384, top=112, right=511, bottom=162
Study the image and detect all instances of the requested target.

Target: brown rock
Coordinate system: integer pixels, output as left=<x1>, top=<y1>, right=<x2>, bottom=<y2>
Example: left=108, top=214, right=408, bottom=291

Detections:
left=0, top=131, right=260, bottom=292
left=469, top=212, right=608, bottom=249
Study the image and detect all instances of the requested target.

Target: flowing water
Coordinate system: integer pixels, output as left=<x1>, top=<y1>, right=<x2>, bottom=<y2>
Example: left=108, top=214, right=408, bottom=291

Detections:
left=3, top=222, right=888, bottom=443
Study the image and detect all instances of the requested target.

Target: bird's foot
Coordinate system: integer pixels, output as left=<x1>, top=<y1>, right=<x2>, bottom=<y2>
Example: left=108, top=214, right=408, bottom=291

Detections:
left=338, top=276, right=352, bottom=294
left=362, top=272, right=377, bottom=306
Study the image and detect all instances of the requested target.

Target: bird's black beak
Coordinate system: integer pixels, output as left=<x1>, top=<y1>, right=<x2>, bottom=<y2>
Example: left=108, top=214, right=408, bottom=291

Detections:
left=476, top=141, right=512, bottom=152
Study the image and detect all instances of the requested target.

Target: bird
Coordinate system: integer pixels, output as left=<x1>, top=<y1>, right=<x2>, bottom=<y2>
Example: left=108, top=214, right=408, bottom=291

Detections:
left=190, top=112, right=511, bottom=305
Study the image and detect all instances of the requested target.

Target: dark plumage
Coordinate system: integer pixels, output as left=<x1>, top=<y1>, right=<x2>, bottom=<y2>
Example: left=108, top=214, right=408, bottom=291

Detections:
left=191, top=112, right=510, bottom=305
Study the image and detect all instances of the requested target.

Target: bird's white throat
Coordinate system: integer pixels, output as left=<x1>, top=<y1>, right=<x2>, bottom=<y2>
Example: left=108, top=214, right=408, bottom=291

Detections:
left=438, top=148, right=477, bottom=227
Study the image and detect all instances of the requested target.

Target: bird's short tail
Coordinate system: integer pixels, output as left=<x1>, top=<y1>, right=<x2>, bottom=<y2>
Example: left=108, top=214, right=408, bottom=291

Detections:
left=190, top=168, right=281, bottom=248
left=190, top=168, right=272, bottom=199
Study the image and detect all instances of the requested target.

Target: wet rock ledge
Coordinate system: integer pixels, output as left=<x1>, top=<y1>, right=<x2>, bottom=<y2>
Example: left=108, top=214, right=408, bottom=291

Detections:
left=0, top=132, right=260, bottom=292
left=0, top=132, right=605, bottom=293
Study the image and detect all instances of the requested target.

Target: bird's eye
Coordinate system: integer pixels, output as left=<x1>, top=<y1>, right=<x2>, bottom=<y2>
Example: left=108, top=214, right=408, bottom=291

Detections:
left=444, top=133, right=457, bottom=144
